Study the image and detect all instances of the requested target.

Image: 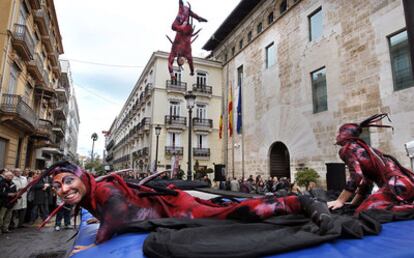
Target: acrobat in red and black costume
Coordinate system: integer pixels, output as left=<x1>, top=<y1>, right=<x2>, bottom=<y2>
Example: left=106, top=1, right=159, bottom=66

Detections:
left=11, top=162, right=331, bottom=244
left=330, top=114, right=414, bottom=214
left=167, top=0, right=207, bottom=80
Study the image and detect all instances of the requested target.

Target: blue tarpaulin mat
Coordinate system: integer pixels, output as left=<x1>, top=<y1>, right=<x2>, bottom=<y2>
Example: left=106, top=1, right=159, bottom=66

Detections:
left=72, top=209, right=414, bottom=258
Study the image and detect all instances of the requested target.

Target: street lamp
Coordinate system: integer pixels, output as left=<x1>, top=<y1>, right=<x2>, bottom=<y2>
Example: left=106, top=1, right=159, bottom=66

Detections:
left=91, top=132, right=98, bottom=162
left=154, top=125, right=162, bottom=172
left=184, top=91, right=196, bottom=181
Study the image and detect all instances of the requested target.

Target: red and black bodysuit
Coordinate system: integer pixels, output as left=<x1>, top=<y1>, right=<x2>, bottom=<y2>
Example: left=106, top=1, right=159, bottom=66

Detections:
left=337, top=114, right=414, bottom=214
left=168, top=0, right=207, bottom=79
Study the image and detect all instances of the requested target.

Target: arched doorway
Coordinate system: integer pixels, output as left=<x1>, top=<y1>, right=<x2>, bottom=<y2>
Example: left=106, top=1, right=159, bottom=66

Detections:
left=269, top=142, right=290, bottom=179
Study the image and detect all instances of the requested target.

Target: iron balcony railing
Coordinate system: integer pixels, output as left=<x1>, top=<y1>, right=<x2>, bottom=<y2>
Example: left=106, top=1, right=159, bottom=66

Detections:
left=12, top=24, right=35, bottom=60
left=192, top=84, right=213, bottom=95
left=165, top=115, right=187, bottom=126
left=0, top=94, right=37, bottom=127
left=27, top=53, right=43, bottom=81
left=193, top=148, right=210, bottom=157
left=142, top=147, right=149, bottom=156
left=145, top=83, right=153, bottom=98
left=36, top=119, right=52, bottom=137
left=165, top=146, right=184, bottom=156
left=34, top=7, right=51, bottom=36
left=193, top=118, right=213, bottom=129
left=166, top=80, right=187, bottom=92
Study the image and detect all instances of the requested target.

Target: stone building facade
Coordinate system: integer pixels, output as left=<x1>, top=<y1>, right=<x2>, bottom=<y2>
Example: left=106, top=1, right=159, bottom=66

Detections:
left=203, top=0, right=414, bottom=185
left=106, top=51, right=223, bottom=179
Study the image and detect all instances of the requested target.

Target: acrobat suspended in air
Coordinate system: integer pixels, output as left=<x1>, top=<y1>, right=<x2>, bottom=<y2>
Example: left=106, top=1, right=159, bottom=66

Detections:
left=167, top=0, right=207, bottom=80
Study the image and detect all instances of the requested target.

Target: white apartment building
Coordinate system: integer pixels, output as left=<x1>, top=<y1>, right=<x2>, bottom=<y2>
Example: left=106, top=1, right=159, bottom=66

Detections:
left=107, top=51, right=223, bottom=178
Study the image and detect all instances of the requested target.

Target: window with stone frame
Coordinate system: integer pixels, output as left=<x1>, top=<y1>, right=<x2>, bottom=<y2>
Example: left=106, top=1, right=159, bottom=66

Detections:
left=239, top=39, right=244, bottom=50
left=268, top=12, right=274, bottom=25
left=232, top=46, right=235, bottom=56
left=389, top=30, right=414, bottom=91
left=309, top=7, right=323, bottom=41
left=257, top=22, right=263, bottom=34
left=265, top=42, right=276, bottom=68
left=311, top=67, right=328, bottom=113
left=247, top=31, right=253, bottom=42
left=280, top=0, right=287, bottom=14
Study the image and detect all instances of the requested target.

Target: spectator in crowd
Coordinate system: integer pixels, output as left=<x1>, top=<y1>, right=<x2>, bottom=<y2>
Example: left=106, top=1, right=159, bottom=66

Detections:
left=240, top=178, right=250, bottom=193
left=256, top=179, right=266, bottom=195
left=202, top=175, right=212, bottom=187
left=0, top=170, right=17, bottom=233
left=230, top=177, right=240, bottom=192
left=30, top=171, right=50, bottom=224
left=55, top=195, right=72, bottom=231
left=12, top=168, right=28, bottom=228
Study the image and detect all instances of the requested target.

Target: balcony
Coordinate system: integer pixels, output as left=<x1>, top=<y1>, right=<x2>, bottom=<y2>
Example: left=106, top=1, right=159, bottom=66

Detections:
left=145, top=83, right=153, bottom=99
left=193, top=148, right=210, bottom=159
left=11, top=24, right=34, bottom=61
left=165, top=115, right=186, bottom=131
left=192, top=84, right=213, bottom=98
left=193, top=118, right=213, bottom=132
left=165, top=146, right=183, bottom=156
left=106, top=140, right=115, bottom=151
left=53, top=104, right=68, bottom=120
left=26, top=54, right=43, bottom=82
left=166, top=80, right=187, bottom=94
left=0, top=94, right=37, bottom=130
left=52, top=61, right=61, bottom=76
left=48, top=50, right=59, bottom=67
left=34, top=8, right=51, bottom=36
left=29, top=0, right=41, bottom=9
left=55, top=86, right=69, bottom=103
left=52, top=120, right=66, bottom=138
left=34, top=119, right=52, bottom=139
left=142, top=147, right=149, bottom=157
left=106, top=153, right=114, bottom=162
left=141, top=117, right=151, bottom=132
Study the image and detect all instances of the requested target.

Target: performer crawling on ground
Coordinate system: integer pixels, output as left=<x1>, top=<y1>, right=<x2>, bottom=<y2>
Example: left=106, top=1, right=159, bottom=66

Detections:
left=11, top=162, right=332, bottom=254
left=328, top=114, right=414, bottom=213
left=168, top=0, right=207, bottom=80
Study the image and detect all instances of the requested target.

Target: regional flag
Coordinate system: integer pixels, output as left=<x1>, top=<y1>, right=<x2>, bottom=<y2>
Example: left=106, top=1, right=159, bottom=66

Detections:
left=236, top=85, right=242, bottom=134
left=228, top=83, right=233, bottom=137
left=219, top=114, right=223, bottom=139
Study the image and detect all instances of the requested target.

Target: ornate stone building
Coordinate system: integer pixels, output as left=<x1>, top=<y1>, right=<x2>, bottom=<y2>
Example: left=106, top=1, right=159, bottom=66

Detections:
left=203, top=0, right=414, bottom=185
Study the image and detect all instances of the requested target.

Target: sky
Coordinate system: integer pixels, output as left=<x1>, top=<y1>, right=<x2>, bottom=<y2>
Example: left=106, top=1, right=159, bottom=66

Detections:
left=54, top=0, right=240, bottom=158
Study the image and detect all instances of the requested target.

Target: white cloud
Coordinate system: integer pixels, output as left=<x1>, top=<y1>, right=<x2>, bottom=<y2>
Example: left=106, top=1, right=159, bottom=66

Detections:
left=54, top=0, right=240, bottom=157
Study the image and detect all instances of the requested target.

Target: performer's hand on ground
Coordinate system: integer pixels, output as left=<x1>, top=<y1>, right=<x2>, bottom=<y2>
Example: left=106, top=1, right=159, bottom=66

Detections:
left=327, top=200, right=344, bottom=210
left=86, top=218, right=99, bottom=224
left=70, top=244, right=95, bottom=256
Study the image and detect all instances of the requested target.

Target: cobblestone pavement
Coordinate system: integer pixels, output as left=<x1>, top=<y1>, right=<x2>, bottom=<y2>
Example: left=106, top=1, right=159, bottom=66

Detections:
left=0, top=223, right=76, bottom=258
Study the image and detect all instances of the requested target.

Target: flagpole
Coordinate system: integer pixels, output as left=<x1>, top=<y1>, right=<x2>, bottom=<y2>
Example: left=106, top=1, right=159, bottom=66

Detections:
left=231, top=82, right=235, bottom=179
left=240, top=69, right=245, bottom=179
left=224, top=63, right=230, bottom=179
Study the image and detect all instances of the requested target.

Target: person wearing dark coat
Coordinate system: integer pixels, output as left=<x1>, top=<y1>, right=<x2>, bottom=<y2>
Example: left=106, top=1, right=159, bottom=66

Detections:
left=0, top=171, right=17, bottom=233
left=30, top=173, right=51, bottom=223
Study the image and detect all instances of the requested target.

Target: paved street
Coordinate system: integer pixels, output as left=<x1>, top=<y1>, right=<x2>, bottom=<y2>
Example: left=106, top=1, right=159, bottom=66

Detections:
left=0, top=224, right=75, bottom=258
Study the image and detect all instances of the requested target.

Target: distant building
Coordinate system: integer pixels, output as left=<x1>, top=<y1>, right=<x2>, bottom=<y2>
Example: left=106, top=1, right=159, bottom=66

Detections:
left=106, top=51, right=223, bottom=178
left=60, top=60, right=80, bottom=163
left=0, top=0, right=66, bottom=169
left=203, top=0, right=414, bottom=185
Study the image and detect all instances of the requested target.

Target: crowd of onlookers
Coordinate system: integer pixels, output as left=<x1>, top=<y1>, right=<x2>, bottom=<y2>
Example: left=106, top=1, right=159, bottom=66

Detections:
left=217, top=175, right=315, bottom=196
left=0, top=168, right=73, bottom=234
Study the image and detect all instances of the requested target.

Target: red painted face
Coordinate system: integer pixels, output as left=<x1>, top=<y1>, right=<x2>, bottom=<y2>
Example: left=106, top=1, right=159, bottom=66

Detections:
left=53, top=172, right=86, bottom=205
left=336, top=123, right=360, bottom=145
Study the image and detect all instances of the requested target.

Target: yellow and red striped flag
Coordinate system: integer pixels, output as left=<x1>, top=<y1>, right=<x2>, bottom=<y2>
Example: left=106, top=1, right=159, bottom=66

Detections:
left=219, top=114, right=223, bottom=139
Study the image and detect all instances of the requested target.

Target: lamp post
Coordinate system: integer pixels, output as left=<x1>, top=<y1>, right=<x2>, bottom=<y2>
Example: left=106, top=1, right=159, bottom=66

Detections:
left=91, top=132, right=98, bottom=162
left=184, top=91, right=196, bottom=181
left=154, top=125, right=162, bottom=172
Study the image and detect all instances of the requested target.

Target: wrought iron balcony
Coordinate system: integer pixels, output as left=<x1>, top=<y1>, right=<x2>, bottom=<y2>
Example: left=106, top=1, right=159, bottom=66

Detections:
left=166, top=80, right=187, bottom=93
left=29, top=0, right=41, bottom=9
left=34, top=119, right=53, bottom=139
left=34, top=8, right=51, bottom=36
left=27, top=54, right=43, bottom=82
left=55, top=85, right=69, bottom=103
left=165, top=146, right=184, bottom=156
left=53, top=120, right=66, bottom=137
left=142, top=147, right=149, bottom=156
left=48, top=50, right=59, bottom=66
left=141, top=117, right=151, bottom=131
left=106, top=140, right=115, bottom=151
left=106, top=153, right=114, bottom=162
left=193, top=148, right=210, bottom=158
left=193, top=118, right=213, bottom=132
left=192, top=84, right=213, bottom=96
left=165, top=115, right=187, bottom=130
left=52, top=61, right=61, bottom=76
left=11, top=24, right=35, bottom=61
left=145, top=83, right=153, bottom=98
left=53, top=104, right=68, bottom=120
left=0, top=94, right=37, bottom=129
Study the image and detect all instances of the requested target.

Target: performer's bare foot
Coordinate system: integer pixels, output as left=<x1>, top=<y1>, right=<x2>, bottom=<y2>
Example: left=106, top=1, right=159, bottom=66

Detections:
left=70, top=244, right=96, bottom=256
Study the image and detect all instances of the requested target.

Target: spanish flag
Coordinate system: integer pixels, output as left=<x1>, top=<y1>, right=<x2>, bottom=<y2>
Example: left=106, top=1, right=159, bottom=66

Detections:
left=228, top=82, right=233, bottom=137
left=219, top=114, right=223, bottom=139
